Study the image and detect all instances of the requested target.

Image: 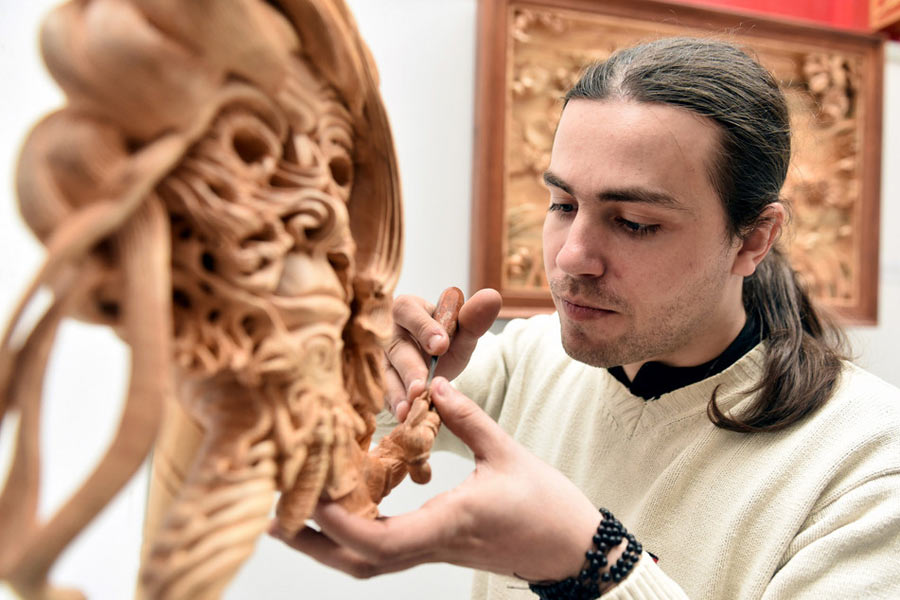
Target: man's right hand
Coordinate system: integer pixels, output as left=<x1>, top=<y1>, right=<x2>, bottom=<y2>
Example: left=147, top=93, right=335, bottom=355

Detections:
left=384, top=288, right=501, bottom=421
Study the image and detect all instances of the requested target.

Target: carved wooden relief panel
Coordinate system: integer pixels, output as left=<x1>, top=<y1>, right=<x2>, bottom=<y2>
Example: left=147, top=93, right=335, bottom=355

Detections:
left=871, top=0, right=900, bottom=32
left=472, top=0, right=883, bottom=323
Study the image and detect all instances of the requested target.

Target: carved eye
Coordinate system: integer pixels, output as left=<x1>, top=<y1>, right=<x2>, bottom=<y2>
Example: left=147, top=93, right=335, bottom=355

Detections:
left=232, top=126, right=271, bottom=166
left=328, top=154, right=352, bottom=188
left=218, top=111, right=282, bottom=180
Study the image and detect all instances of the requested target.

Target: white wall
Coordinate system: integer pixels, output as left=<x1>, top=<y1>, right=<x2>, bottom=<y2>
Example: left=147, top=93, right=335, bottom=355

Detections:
left=0, top=1, right=897, bottom=599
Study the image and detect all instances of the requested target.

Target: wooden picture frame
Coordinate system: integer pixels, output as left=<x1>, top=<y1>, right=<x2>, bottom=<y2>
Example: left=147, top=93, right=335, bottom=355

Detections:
left=871, top=0, right=900, bottom=34
left=471, top=0, right=884, bottom=324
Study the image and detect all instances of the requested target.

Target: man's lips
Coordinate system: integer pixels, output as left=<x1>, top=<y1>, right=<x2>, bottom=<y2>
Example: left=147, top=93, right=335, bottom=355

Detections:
left=558, top=297, right=617, bottom=319
left=560, top=296, right=614, bottom=311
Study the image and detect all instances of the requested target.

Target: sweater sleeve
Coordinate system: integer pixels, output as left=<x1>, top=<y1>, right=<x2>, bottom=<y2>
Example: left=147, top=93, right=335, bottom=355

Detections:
left=602, top=555, right=689, bottom=599
left=761, top=471, right=900, bottom=599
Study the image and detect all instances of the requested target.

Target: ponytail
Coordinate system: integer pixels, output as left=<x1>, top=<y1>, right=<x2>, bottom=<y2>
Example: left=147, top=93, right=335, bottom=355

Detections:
left=707, top=246, right=848, bottom=432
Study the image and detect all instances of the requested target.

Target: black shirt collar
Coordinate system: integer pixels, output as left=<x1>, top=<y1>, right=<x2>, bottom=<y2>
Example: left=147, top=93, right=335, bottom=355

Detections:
left=607, top=313, right=762, bottom=401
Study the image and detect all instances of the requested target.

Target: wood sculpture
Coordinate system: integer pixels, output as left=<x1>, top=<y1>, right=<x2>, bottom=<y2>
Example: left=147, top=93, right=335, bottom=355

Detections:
left=0, top=1, right=443, bottom=598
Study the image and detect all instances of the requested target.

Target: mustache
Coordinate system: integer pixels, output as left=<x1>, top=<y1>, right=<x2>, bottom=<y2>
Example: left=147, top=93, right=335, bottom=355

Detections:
left=549, top=276, right=628, bottom=311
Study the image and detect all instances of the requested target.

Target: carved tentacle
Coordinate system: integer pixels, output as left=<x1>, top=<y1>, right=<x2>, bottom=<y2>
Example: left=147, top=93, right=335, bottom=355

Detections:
left=141, top=434, right=278, bottom=600
left=1, top=196, right=172, bottom=599
left=275, top=428, right=332, bottom=535
left=0, top=267, right=101, bottom=600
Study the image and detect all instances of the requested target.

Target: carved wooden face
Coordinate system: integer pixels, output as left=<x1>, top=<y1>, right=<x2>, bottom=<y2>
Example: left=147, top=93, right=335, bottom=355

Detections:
left=158, top=66, right=357, bottom=394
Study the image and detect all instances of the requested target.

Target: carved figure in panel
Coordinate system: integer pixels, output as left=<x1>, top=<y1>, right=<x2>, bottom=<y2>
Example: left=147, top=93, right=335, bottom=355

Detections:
left=503, top=5, right=873, bottom=316
left=0, top=1, right=440, bottom=598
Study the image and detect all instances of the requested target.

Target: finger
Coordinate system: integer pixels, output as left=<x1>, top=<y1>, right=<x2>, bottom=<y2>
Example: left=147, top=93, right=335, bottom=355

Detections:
left=436, top=288, right=502, bottom=379
left=392, top=294, right=447, bottom=355
left=386, top=329, right=430, bottom=398
left=270, top=524, right=366, bottom=570
left=383, top=365, right=411, bottom=422
left=429, top=377, right=506, bottom=461
left=312, top=502, right=446, bottom=565
left=270, top=524, right=425, bottom=579
left=458, top=288, right=503, bottom=336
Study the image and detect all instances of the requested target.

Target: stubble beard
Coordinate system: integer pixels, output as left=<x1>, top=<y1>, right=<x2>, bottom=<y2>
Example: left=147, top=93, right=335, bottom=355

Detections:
left=551, top=265, right=732, bottom=369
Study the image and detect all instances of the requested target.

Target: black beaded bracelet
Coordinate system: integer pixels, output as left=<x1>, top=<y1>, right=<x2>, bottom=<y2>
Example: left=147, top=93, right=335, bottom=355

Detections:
left=528, top=508, right=642, bottom=600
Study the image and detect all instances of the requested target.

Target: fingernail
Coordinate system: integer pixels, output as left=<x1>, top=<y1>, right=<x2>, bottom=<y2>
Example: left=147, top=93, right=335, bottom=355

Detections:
left=410, top=378, right=424, bottom=391
left=433, top=378, right=447, bottom=394
left=428, top=333, right=444, bottom=353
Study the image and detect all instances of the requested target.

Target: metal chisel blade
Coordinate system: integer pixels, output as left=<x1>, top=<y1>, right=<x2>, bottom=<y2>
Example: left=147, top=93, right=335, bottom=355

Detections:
left=425, top=354, right=439, bottom=387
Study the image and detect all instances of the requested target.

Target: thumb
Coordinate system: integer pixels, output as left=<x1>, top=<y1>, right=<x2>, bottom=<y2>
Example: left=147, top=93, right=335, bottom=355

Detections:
left=430, top=377, right=504, bottom=461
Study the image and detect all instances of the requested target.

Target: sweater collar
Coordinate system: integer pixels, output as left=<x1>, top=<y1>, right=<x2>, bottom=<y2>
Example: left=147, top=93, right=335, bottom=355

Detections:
left=607, top=313, right=762, bottom=401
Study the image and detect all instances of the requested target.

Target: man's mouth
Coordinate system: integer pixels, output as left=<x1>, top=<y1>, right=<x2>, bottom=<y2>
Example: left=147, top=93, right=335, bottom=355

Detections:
left=558, top=297, right=617, bottom=319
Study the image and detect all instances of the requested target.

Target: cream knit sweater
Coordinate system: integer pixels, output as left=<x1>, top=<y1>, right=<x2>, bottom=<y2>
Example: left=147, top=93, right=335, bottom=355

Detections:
left=442, top=313, right=900, bottom=600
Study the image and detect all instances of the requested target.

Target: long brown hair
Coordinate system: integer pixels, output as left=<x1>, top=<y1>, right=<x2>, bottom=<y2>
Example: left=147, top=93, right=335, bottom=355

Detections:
left=565, top=37, right=847, bottom=432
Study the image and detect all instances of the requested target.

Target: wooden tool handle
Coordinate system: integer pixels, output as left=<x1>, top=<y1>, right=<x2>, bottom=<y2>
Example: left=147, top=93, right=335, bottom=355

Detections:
left=433, top=287, right=464, bottom=341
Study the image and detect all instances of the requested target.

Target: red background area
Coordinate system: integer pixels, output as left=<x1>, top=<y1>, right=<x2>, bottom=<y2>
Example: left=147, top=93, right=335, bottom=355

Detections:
left=674, top=0, right=889, bottom=35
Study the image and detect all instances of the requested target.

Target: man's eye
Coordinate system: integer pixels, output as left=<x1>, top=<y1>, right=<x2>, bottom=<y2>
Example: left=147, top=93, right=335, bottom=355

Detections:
left=548, top=202, right=575, bottom=213
left=616, top=217, right=660, bottom=237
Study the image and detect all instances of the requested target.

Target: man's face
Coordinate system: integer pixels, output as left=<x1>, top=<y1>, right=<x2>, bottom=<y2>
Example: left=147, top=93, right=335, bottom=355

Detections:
left=542, top=99, right=745, bottom=371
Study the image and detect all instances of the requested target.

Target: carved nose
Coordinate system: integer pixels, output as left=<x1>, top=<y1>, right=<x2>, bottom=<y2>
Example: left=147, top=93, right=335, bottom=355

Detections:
left=276, top=252, right=347, bottom=299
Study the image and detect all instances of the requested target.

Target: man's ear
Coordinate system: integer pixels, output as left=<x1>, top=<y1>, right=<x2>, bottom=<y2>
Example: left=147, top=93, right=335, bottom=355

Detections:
left=731, top=203, right=786, bottom=277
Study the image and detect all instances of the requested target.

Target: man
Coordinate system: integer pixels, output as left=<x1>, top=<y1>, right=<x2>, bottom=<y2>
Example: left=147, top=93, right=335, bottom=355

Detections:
left=273, top=38, right=900, bottom=599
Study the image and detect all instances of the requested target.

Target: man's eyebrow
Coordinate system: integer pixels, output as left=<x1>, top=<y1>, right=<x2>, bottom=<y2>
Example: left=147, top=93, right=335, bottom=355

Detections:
left=598, top=188, right=685, bottom=209
left=542, top=171, right=686, bottom=210
left=542, top=171, right=573, bottom=194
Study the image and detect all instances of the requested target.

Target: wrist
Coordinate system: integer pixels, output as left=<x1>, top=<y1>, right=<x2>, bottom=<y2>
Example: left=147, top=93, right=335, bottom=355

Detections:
left=529, top=508, right=642, bottom=599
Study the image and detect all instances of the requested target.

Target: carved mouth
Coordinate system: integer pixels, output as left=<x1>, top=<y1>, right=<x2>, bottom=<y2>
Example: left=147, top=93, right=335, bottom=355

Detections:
left=271, top=294, right=352, bottom=329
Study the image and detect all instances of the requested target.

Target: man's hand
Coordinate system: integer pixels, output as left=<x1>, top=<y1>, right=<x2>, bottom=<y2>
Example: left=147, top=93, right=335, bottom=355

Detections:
left=271, top=378, right=611, bottom=584
left=385, top=288, right=501, bottom=421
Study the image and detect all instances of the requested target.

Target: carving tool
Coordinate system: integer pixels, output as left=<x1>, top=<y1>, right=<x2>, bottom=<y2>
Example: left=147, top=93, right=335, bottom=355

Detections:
left=425, top=286, right=464, bottom=389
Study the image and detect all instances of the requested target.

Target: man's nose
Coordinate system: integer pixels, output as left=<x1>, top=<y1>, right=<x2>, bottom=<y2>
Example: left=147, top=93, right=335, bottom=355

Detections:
left=555, top=216, right=606, bottom=278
